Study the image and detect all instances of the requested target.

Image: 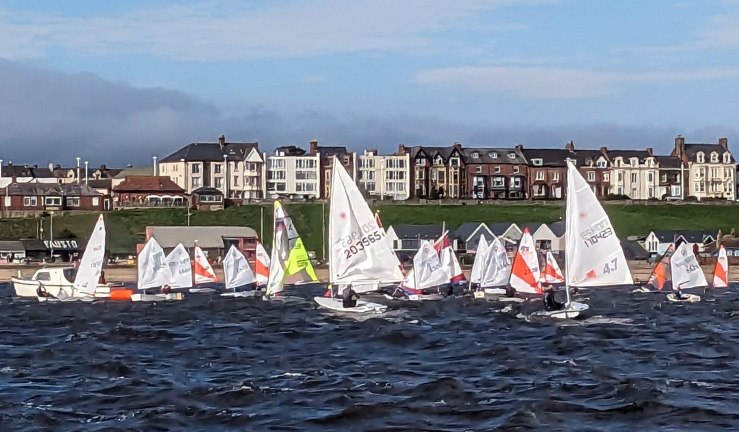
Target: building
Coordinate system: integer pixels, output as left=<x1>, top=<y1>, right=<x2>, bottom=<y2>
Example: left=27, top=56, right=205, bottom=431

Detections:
left=644, top=230, right=716, bottom=256
left=112, top=176, right=187, bottom=208
left=190, top=187, right=224, bottom=211
left=111, top=167, right=156, bottom=189
left=522, top=148, right=570, bottom=200
left=265, top=145, right=320, bottom=199
left=464, top=146, right=527, bottom=199
left=356, top=149, right=411, bottom=200
left=144, top=226, right=259, bottom=262
left=671, top=135, right=736, bottom=201
left=607, top=149, right=658, bottom=199
left=53, top=164, right=123, bottom=185
left=0, top=163, right=56, bottom=188
left=406, top=144, right=465, bottom=198
left=386, top=224, right=445, bottom=263
left=0, top=183, right=104, bottom=217
left=453, top=222, right=494, bottom=253
left=309, top=140, right=355, bottom=199
left=159, top=135, right=265, bottom=199
left=568, top=143, right=610, bottom=199
left=655, top=156, right=685, bottom=199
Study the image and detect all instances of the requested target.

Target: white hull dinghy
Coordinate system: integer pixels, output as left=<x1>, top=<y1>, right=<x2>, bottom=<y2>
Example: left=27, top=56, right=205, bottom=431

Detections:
left=531, top=301, right=589, bottom=319
left=220, top=245, right=258, bottom=298
left=480, top=237, right=513, bottom=298
left=134, top=238, right=183, bottom=302
left=399, top=241, right=450, bottom=301
left=666, top=293, right=701, bottom=303
left=667, top=241, right=707, bottom=302
left=316, top=157, right=403, bottom=313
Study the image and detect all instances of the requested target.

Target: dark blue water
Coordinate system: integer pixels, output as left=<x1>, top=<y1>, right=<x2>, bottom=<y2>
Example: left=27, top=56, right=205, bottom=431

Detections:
left=1, top=282, right=739, bottom=431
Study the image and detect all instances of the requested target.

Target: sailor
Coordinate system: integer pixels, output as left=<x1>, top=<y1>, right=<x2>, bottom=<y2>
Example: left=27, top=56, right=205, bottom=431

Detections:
left=505, top=285, right=516, bottom=298
left=543, top=285, right=564, bottom=311
left=161, top=284, right=172, bottom=294
left=342, top=284, right=360, bottom=308
left=674, top=288, right=687, bottom=300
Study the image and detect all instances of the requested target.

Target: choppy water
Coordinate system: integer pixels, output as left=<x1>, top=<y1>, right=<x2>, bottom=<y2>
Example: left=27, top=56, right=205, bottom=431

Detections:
left=2, top=282, right=739, bottom=431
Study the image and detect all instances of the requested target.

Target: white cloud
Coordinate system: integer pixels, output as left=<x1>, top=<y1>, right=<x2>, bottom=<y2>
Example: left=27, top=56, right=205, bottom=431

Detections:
left=0, top=0, right=547, bottom=60
left=414, top=66, right=739, bottom=98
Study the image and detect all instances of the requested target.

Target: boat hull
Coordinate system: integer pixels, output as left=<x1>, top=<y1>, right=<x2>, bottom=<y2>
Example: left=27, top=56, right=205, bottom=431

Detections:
left=667, top=293, right=700, bottom=302
left=314, top=296, right=387, bottom=313
left=131, top=293, right=184, bottom=302
left=12, top=278, right=116, bottom=299
left=531, top=301, right=589, bottom=319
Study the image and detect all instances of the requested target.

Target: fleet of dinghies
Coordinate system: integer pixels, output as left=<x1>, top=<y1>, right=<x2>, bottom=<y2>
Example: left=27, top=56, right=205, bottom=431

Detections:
left=11, top=157, right=732, bottom=317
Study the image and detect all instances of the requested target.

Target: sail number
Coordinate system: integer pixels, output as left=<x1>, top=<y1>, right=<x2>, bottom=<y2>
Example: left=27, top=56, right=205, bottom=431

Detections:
left=581, top=221, right=614, bottom=248
left=603, top=258, right=617, bottom=274
left=344, top=231, right=384, bottom=259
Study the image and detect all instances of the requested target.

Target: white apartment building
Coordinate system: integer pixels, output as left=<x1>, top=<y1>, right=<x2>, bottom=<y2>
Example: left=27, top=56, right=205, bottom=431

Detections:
left=265, top=146, right=320, bottom=199
left=159, top=136, right=265, bottom=199
left=607, top=149, right=659, bottom=199
left=672, top=136, right=736, bottom=201
left=356, top=150, right=411, bottom=200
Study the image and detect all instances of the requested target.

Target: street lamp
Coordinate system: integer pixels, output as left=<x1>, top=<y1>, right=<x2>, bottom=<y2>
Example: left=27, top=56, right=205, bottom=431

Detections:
left=49, top=211, right=54, bottom=262
left=84, top=161, right=89, bottom=185
left=76, top=157, right=81, bottom=183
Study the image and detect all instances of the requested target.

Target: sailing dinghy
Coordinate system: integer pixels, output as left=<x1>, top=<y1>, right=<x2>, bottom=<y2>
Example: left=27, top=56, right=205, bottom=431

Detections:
left=435, top=232, right=466, bottom=287
left=131, top=237, right=183, bottom=302
left=397, top=240, right=449, bottom=301
left=265, top=200, right=318, bottom=298
left=541, top=250, right=565, bottom=285
left=712, top=245, right=729, bottom=289
left=254, top=241, right=270, bottom=287
left=221, top=245, right=258, bottom=297
left=191, top=244, right=218, bottom=293
left=637, top=244, right=674, bottom=293
left=481, top=237, right=513, bottom=296
left=165, top=243, right=193, bottom=292
left=314, top=157, right=397, bottom=313
left=470, top=235, right=490, bottom=298
left=532, top=160, right=632, bottom=319
left=666, top=242, right=706, bottom=302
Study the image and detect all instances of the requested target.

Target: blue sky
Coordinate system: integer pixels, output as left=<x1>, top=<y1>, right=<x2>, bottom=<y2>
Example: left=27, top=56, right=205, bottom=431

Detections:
left=1, top=0, right=739, bottom=165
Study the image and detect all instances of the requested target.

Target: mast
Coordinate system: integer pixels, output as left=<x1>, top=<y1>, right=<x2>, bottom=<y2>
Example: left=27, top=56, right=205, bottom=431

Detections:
left=564, top=159, right=573, bottom=306
left=328, top=158, right=336, bottom=286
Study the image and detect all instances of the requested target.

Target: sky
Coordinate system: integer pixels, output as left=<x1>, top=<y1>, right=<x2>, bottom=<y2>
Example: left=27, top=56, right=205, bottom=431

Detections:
left=1, top=0, right=739, bottom=166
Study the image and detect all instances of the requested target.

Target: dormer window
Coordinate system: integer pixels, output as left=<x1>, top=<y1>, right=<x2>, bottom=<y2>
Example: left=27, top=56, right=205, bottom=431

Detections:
left=489, top=151, right=498, bottom=159
left=531, top=158, right=543, bottom=166
left=416, top=157, right=426, bottom=165
left=697, top=152, right=705, bottom=163
left=597, top=159, right=607, bottom=168
left=711, top=152, right=719, bottom=163
left=471, top=152, right=480, bottom=159
left=630, top=158, right=638, bottom=167
left=508, top=152, right=516, bottom=159
left=434, top=155, right=443, bottom=165
left=724, top=153, right=731, bottom=163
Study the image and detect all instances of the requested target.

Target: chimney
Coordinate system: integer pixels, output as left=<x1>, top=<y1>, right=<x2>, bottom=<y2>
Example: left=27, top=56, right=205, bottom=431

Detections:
left=309, top=140, right=319, bottom=155
left=453, top=141, right=462, bottom=151
left=218, top=134, right=226, bottom=148
left=398, top=144, right=406, bottom=155
left=646, top=147, right=653, bottom=156
left=719, top=137, right=728, bottom=149
left=153, top=156, right=158, bottom=176
left=48, top=163, right=53, bottom=171
left=515, top=144, right=523, bottom=153
left=600, top=146, right=608, bottom=153
left=675, top=135, right=685, bottom=157
left=565, top=141, right=575, bottom=152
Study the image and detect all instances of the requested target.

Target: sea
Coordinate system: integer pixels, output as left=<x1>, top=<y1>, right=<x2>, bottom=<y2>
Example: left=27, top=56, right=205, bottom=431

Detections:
left=1, top=282, right=739, bottom=431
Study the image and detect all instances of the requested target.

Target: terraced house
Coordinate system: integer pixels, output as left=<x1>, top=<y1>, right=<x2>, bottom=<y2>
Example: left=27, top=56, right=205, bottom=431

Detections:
left=464, top=146, right=528, bottom=199
left=265, top=145, right=320, bottom=199
left=406, top=144, right=465, bottom=198
left=672, top=135, right=736, bottom=201
left=607, top=149, right=658, bottom=199
left=356, top=149, right=410, bottom=200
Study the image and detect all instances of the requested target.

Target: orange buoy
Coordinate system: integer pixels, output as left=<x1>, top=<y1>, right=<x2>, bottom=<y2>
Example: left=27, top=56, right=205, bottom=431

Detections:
left=109, top=288, right=134, bottom=301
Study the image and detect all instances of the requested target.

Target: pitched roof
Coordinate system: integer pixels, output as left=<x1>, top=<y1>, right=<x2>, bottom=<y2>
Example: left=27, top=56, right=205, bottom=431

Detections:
left=655, top=156, right=683, bottom=169
left=314, top=145, right=350, bottom=163
left=549, top=221, right=566, bottom=237
left=522, top=149, right=571, bottom=167
left=408, top=146, right=460, bottom=162
left=488, top=222, right=519, bottom=236
left=2, top=165, right=54, bottom=178
left=2, top=182, right=102, bottom=196
left=389, top=224, right=444, bottom=240
left=682, top=143, right=735, bottom=163
left=112, top=176, right=185, bottom=193
left=113, top=167, right=155, bottom=179
left=87, top=179, right=112, bottom=189
left=572, top=149, right=608, bottom=167
left=453, top=222, right=491, bottom=241
left=463, top=148, right=526, bottom=164
left=622, top=240, right=648, bottom=260
left=520, top=223, right=543, bottom=234
left=147, top=226, right=258, bottom=249
left=192, top=187, right=223, bottom=195
left=607, top=150, right=652, bottom=163
left=652, top=230, right=715, bottom=243
left=161, top=141, right=259, bottom=162
left=274, top=146, right=306, bottom=156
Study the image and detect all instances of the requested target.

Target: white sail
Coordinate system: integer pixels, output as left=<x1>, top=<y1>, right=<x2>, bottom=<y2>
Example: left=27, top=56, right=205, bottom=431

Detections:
left=542, top=250, right=565, bottom=284
left=193, top=245, right=218, bottom=284
left=165, top=243, right=192, bottom=289
left=138, top=237, right=171, bottom=290
left=671, top=242, right=707, bottom=289
left=223, top=245, right=256, bottom=290
left=254, top=242, right=270, bottom=285
left=713, top=245, right=729, bottom=288
left=508, top=230, right=541, bottom=294
left=402, top=240, right=449, bottom=290
left=73, top=214, right=106, bottom=296
left=329, top=157, right=404, bottom=286
left=469, top=235, right=490, bottom=284
left=565, top=160, right=632, bottom=287
left=480, top=237, right=511, bottom=288
left=265, top=201, right=317, bottom=296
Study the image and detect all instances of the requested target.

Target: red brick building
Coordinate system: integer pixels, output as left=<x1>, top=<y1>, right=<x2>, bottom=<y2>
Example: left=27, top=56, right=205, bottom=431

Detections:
left=309, top=140, right=355, bottom=199
left=0, top=183, right=104, bottom=217
left=112, top=176, right=187, bottom=208
left=463, top=146, right=527, bottom=199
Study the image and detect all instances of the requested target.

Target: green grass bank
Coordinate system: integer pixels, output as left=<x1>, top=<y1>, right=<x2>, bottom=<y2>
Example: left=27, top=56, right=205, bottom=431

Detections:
left=2, top=203, right=738, bottom=258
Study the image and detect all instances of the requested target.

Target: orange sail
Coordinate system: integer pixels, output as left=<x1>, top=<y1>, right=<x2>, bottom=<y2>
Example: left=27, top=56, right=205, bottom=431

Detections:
left=713, top=245, right=729, bottom=288
left=193, top=245, right=218, bottom=284
left=508, top=228, right=541, bottom=294
left=647, top=244, right=673, bottom=291
left=541, top=250, right=565, bottom=284
left=254, top=242, right=270, bottom=285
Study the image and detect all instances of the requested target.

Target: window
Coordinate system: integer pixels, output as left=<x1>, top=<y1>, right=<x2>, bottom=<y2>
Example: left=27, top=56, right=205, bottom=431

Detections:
left=587, top=171, right=595, bottom=182
left=489, top=152, right=498, bottom=159
left=416, top=157, right=426, bottom=165
left=4, top=196, right=9, bottom=207
left=416, top=170, right=425, bottom=179
left=630, top=173, right=637, bottom=183
left=617, top=171, right=623, bottom=182
left=269, top=159, right=285, bottom=169
left=725, top=168, right=734, bottom=178
left=296, top=182, right=316, bottom=192
left=233, top=163, right=239, bottom=172
left=630, top=158, right=638, bottom=167
left=386, top=159, right=405, bottom=169
left=215, top=178, right=223, bottom=188
left=268, top=171, right=286, bottom=180
left=471, top=152, right=480, bottom=159
left=233, top=176, right=239, bottom=186
left=711, top=167, right=718, bottom=178
left=296, top=159, right=316, bottom=169
left=647, top=172, right=654, bottom=183
left=192, top=178, right=201, bottom=188
left=492, top=177, right=505, bottom=187
left=45, top=196, right=62, bottom=206
left=364, top=181, right=376, bottom=192
left=450, top=158, right=459, bottom=167
left=36, top=271, right=50, bottom=281
left=386, top=171, right=405, bottom=180
left=475, top=166, right=482, bottom=173
left=535, top=171, right=545, bottom=181
left=361, top=158, right=374, bottom=169
left=510, top=177, right=522, bottom=188
left=434, top=156, right=443, bottom=165
left=24, top=196, right=37, bottom=207
left=200, top=194, right=223, bottom=203
left=711, top=152, right=719, bottom=163
left=325, top=170, right=331, bottom=180
left=724, top=153, right=731, bottom=163
left=215, top=164, right=222, bottom=174
left=247, top=162, right=259, bottom=171
left=553, top=171, right=560, bottom=182
left=267, top=182, right=286, bottom=192
left=494, top=166, right=501, bottom=173
left=296, top=170, right=317, bottom=180
left=343, top=156, right=350, bottom=165
left=66, top=197, right=80, bottom=207
left=192, top=164, right=201, bottom=174
left=697, top=152, right=705, bottom=163
left=508, top=152, right=516, bottom=159
left=531, top=158, right=542, bottom=166
left=603, top=172, right=609, bottom=181
left=438, top=171, right=445, bottom=182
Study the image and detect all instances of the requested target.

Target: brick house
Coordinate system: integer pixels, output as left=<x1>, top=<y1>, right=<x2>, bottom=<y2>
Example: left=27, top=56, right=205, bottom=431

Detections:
left=406, top=143, right=465, bottom=198
left=190, top=187, right=224, bottom=211
left=0, top=183, right=103, bottom=217
left=522, top=148, right=570, bottom=199
left=655, top=156, right=685, bottom=199
left=0, top=163, right=56, bottom=188
left=308, top=140, right=355, bottom=199
left=570, top=144, right=610, bottom=199
left=463, top=146, right=528, bottom=199
left=112, top=176, right=187, bottom=208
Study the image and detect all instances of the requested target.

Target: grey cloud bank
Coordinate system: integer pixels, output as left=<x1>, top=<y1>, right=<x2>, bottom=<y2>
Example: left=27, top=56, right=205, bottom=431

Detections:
left=0, top=60, right=735, bottom=167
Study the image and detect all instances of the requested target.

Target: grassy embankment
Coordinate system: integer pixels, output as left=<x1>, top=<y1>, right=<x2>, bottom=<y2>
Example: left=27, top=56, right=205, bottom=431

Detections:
left=0, top=203, right=738, bottom=258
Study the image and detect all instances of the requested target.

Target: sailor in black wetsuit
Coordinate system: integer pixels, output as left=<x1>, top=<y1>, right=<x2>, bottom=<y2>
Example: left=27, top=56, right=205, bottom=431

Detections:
left=342, top=284, right=359, bottom=308
left=543, top=285, right=564, bottom=311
